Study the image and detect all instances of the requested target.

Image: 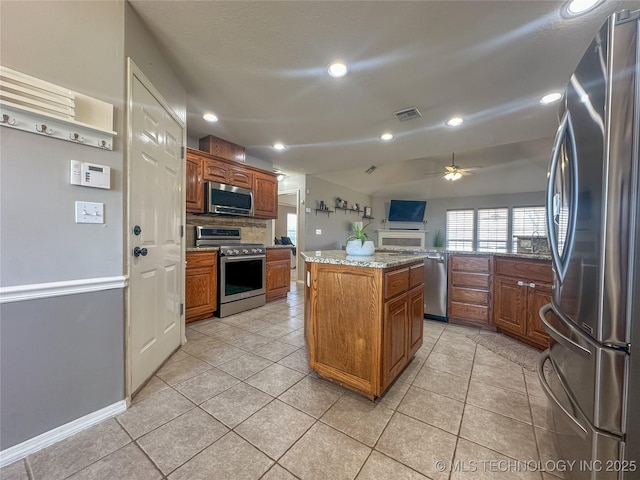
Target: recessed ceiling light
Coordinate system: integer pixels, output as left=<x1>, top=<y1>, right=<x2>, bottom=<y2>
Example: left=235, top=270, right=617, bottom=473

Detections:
left=446, top=116, right=464, bottom=127
left=380, top=132, right=394, bottom=141
left=277, top=174, right=285, bottom=181
left=328, top=62, right=348, bottom=78
left=273, top=142, right=286, bottom=151
left=203, top=113, right=218, bottom=122
left=562, top=0, right=604, bottom=17
left=540, top=92, right=562, bottom=104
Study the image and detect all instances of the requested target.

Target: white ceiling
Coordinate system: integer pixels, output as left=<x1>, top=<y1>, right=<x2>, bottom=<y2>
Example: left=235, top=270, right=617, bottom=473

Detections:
left=129, top=0, right=634, bottom=198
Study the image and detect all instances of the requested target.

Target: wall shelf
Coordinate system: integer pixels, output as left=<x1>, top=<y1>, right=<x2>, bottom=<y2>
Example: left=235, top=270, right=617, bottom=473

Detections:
left=315, top=209, right=333, bottom=216
left=362, top=216, right=375, bottom=220
left=335, top=206, right=361, bottom=215
left=0, top=66, right=116, bottom=150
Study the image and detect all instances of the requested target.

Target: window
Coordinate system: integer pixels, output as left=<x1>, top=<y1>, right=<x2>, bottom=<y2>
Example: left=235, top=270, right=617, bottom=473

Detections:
left=512, top=207, right=546, bottom=251
left=286, top=213, right=297, bottom=245
left=477, top=208, right=509, bottom=252
left=446, top=209, right=474, bottom=251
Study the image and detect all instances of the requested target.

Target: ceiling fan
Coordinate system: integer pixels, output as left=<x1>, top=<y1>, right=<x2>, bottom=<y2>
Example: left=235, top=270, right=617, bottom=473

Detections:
left=424, top=153, right=483, bottom=181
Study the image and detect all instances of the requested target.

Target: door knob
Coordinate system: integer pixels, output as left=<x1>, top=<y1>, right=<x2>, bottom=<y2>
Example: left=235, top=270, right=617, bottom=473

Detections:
left=133, top=246, right=148, bottom=257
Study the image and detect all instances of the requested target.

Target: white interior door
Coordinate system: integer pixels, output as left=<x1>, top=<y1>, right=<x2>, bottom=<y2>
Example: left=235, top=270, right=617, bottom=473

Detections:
left=128, top=61, right=184, bottom=394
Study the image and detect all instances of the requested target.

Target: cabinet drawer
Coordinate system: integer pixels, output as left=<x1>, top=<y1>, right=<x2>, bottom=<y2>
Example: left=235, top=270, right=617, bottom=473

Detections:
left=186, top=251, right=218, bottom=267
left=267, top=248, right=291, bottom=262
left=450, top=287, right=489, bottom=305
left=384, top=267, right=409, bottom=299
left=409, top=263, right=424, bottom=288
left=451, top=255, right=490, bottom=273
left=494, top=257, right=552, bottom=283
left=450, top=301, right=489, bottom=322
left=451, top=272, right=490, bottom=289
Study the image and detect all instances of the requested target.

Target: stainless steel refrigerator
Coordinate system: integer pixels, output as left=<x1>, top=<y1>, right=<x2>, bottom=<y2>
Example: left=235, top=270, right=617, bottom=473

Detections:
left=538, top=8, right=640, bottom=480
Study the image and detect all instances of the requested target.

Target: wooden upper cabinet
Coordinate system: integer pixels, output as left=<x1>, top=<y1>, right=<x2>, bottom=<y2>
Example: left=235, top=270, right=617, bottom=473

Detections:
left=228, top=166, right=253, bottom=189
left=185, top=153, right=204, bottom=213
left=203, top=157, right=228, bottom=183
left=253, top=171, right=278, bottom=218
left=199, top=135, right=245, bottom=163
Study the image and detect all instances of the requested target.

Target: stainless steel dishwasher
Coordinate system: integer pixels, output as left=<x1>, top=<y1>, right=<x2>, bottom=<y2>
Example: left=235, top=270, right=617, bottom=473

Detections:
left=423, top=252, right=448, bottom=321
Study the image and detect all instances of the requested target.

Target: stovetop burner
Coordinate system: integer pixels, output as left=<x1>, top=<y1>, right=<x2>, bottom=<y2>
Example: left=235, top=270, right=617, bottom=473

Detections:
left=195, top=226, right=265, bottom=256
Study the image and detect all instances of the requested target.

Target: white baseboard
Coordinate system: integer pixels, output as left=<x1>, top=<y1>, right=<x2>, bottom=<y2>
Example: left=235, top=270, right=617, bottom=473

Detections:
left=0, top=276, right=127, bottom=304
left=0, top=400, right=127, bottom=468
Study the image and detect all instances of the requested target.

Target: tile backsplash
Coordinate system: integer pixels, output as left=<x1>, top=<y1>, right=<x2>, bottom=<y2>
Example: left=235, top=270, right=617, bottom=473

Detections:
left=186, top=214, right=268, bottom=246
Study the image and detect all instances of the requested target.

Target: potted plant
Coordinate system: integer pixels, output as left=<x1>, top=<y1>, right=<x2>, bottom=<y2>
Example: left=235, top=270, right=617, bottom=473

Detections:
left=433, top=229, right=444, bottom=249
left=335, top=196, right=344, bottom=208
left=346, top=221, right=375, bottom=256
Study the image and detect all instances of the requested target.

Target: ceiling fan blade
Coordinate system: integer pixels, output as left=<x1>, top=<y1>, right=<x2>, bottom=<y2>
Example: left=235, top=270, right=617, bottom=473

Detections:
left=460, top=165, right=484, bottom=172
left=423, top=171, right=444, bottom=176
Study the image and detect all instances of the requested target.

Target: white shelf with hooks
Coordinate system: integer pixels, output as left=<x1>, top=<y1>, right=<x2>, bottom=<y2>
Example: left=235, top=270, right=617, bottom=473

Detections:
left=0, top=66, right=116, bottom=150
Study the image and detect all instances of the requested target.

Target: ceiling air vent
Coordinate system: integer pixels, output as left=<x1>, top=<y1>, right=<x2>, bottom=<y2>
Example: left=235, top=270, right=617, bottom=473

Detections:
left=394, top=107, right=422, bottom=122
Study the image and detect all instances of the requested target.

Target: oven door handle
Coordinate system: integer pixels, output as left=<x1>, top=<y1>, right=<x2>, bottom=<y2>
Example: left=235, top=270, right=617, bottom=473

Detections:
left=221, top=254, right=265, bottom=262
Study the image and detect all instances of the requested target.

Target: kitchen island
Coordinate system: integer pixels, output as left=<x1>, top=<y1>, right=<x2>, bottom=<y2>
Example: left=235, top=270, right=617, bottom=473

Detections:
left=302, top=250, right=427, bottom=399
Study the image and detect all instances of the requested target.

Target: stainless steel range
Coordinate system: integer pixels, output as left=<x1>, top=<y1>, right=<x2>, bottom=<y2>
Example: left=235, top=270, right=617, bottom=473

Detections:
left=196, top=227, right=266, bottom=317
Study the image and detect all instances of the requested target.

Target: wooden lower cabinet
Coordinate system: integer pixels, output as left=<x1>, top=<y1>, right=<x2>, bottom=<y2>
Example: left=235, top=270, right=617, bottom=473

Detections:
left=185, top=251, right=217, bottom=323
left=448, top=254, right=492, bottom=327
left=306, top=260, right=424, bottom=399
left=266, top=248, right=291, bottom=301
left=492, top=256, right=552, bottom=350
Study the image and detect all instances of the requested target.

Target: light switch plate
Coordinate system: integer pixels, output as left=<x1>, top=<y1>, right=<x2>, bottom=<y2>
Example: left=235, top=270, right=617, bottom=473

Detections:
left=315, top=229, right=322, bottom=235
left=75, top=201, right=104, bottom=224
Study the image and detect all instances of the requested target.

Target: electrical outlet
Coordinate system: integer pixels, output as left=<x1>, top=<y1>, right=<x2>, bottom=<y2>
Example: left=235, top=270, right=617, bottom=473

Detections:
left=75, top=201, right=104, bottom=224
left=305, top=207, right=311, bottom=213
left=315, top=229, right=322, bottom=235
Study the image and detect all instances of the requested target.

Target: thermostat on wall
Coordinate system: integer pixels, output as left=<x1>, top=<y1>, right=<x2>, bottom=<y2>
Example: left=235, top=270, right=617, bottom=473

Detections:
left=70, top=160, right=111, bottom=189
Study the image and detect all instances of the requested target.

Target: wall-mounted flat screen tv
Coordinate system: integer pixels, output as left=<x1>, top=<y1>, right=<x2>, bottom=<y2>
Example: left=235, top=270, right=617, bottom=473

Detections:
left=388, top=200, right=427, bottom=222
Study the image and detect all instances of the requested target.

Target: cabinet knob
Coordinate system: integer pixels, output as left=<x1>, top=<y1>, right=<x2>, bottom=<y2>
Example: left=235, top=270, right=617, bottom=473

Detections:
left=517, top=280, right=525, bottom=286
left=529, top=282, right=536, bottom=289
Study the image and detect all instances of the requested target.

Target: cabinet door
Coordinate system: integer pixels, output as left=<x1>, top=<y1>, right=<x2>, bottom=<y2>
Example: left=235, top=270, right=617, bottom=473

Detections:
left=407, top=286, right=424, bottom=358
left=185, top=155, right=204, bottom=213
left=228, top=166, right=253, bottom=189
left=253, top=171, right=278, bottom=218
left=266, top=259, right=291, bottom=301
left=383, top=294, right=409, bottom=390
left=203, top=158, right=228, bottom=183
left=185, top=255, right=217, bottom=323
left=527, top=282, right=552, bottom=348
left=493, top=275, right=527, bottom=335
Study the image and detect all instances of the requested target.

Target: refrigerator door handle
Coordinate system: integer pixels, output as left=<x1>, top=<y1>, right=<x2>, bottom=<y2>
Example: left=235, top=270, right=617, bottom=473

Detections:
left=545, top=109, right=579, bottom=283
left=537, top=351, right=589, bottom=436
left=539, top=303, right=590, bottom=357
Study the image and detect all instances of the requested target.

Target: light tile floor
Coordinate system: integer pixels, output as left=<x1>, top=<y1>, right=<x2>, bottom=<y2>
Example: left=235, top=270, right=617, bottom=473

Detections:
left=2, top=281, right=564, bottom=480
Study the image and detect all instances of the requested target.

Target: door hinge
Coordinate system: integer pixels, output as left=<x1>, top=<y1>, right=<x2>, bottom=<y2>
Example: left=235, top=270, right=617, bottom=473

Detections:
left=180, top=303, right=184, bottom=316
left=180, top=225, right=184, bottom=237
left=181, top=146, right=185, bottom=159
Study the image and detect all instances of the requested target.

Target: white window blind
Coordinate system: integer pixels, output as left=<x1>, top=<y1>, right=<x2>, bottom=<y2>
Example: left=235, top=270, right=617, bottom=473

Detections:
left=477, top=208, right=508, bottom=252
left=286, top=213, right=297, bottom=245
left=446, top=209, right=474, bottom=251
left=512, top=207, right=546, bottom=251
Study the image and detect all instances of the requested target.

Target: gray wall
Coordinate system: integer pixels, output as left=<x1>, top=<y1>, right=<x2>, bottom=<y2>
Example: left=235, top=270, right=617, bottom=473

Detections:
left=0, top=0, right=188, bottom=452
left=371, top=191, right=545, bottom=248
left=0, top=0, right=126, bottom=450
left=304, top=176, right=372, bottom=251
left=0, top=291, right=124, bottom=449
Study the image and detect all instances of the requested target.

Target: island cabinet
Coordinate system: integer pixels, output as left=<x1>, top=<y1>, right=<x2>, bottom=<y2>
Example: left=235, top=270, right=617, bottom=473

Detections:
left=266, top=248, right=291, bottom=301
left=185, top=147, right=278, bottom=218
left=305, top=258, right=424, bottom=399
left=492, top=256, right=552, bottom=350
left=185, top=251, right=217, bottom=323
left=448, top=254, right=492, bottom=327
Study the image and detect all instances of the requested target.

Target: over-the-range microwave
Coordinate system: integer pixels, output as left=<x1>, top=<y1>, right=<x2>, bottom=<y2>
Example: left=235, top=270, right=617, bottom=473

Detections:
left=206, top=181, right=254, bottom=216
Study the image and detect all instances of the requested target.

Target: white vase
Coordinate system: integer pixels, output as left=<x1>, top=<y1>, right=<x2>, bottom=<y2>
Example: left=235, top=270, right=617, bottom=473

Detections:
left=346, top=239, right=375, bottom=256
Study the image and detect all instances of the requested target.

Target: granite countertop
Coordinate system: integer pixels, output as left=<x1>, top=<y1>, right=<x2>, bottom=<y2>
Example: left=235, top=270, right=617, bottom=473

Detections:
left=266, top=245, right=295, bottom=249
left=376, top=247, right=551, bottom=261
left=301, top=250, right=428, bottom=268
left=186, top=246, right=220, bottom=252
